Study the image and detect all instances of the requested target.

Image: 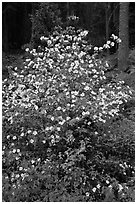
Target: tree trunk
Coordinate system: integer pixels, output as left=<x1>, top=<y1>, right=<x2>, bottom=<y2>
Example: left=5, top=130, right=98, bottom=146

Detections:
left=118, top=2, right=129, bottom=72
left=66, top=2, right=69, bottom=18
left=3, top=13, right=9, bottom=52
left=105, top=3, right=109, bottom=41
left=85, top=3, right=92, bottom=28
left=22, top=3, right=31, bottom=45
left=105, top=3, right=110, bottom=56
left=30, top=2, right=35, bottom=44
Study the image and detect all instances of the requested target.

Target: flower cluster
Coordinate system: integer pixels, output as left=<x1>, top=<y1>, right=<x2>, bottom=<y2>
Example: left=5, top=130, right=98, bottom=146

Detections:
left=2, top=26, right=134, bottom=201
left=94, top=34, right=121, bottom=52
left=3, top=26, right=134, bottom=155
left=67, top=15, right=79, bottom=21
left=4, top=28, right=133, bottom=125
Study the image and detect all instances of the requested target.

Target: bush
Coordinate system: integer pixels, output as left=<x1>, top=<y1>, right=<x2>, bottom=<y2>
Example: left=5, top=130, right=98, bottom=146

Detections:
left=2, top=26, right=135, bottom=201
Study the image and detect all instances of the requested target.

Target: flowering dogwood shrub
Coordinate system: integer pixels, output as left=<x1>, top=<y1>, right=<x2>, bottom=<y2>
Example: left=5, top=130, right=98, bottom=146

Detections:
left=2, top=26, right=134, bottom=201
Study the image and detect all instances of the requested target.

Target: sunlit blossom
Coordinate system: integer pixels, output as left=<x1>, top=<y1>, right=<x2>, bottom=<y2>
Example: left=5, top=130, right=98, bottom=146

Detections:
left=17, top=149, right=20, bottom=153
left=12, top=149, right=16, bottom=153
left=30, top=139, right=34, bottom=143
left=19, top=167, right=23, bottom=171
left=97, top=184, right=101, bottom=189
left=57, top=127, right=61, bottom=131
left=33, top=130, right=37, bottom=135
left=25, top=48, right=29, bottom=52
left=118, top=184, right=124, bottom=192
left=106, top=180, right=109, bottom=184
left=86, top=192, right=90, bottom=196
left=92, top=187, right=96, bottom=193
left=27, top=130, right=31, bottom=134
left=31, top=160, right=35, bottom=164
left=57, top=106, right=61, bottom=111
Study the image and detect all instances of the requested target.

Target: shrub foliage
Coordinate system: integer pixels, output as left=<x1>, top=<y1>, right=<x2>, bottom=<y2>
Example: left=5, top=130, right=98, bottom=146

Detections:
left=2, top=25, right=135, bottom=201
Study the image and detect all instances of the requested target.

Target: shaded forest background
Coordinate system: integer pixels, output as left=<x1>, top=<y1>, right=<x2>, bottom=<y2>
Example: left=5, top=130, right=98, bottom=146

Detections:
left=2, top=2, right=135, bottom=53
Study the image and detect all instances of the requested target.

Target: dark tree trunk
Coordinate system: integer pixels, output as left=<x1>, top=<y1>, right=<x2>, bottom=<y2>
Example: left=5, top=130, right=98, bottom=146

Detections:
left=21, top=3, right=32, bottom=45
left=118, top=2, right=129, bottom=72
left=105, top=3, right=110, bottom=56
left=66, top=2, right=69, bottom=18
left=30, top=2, right=35, bottom=43
left=85, top=3, right=92, bottom=28
left=105, top=3, right=109, bottom=41
left=3, top=13, right=9, bottom=52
